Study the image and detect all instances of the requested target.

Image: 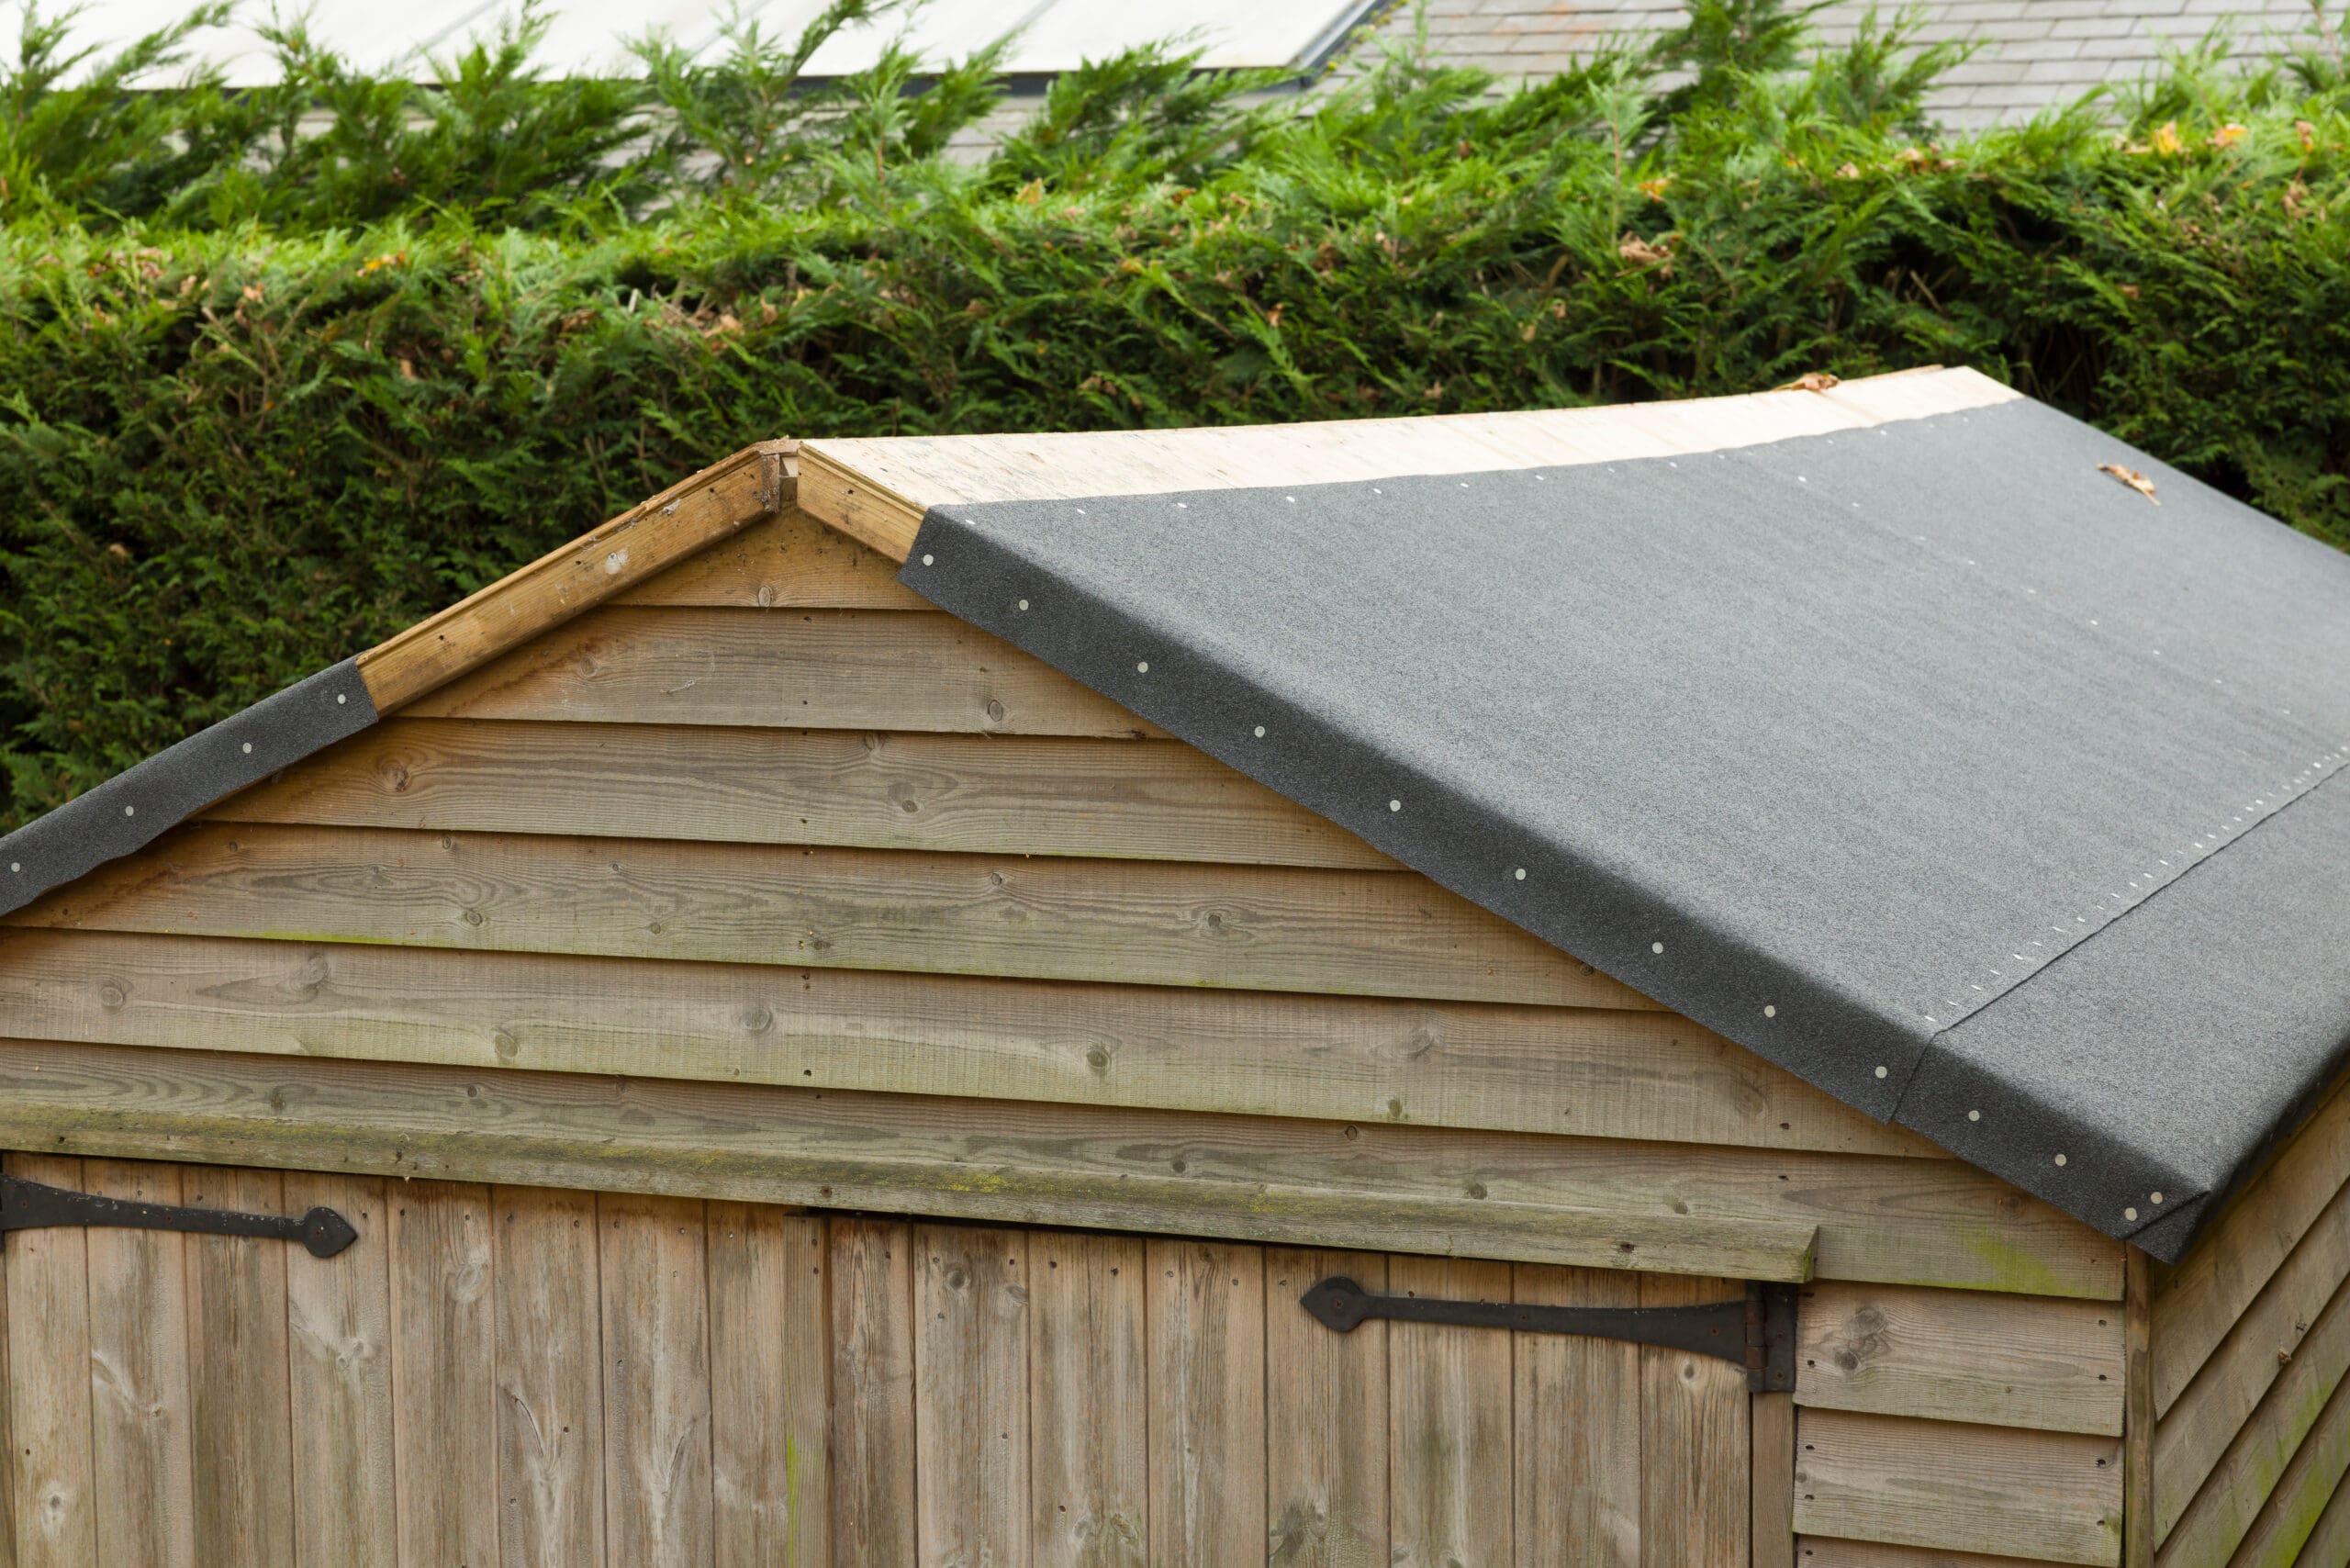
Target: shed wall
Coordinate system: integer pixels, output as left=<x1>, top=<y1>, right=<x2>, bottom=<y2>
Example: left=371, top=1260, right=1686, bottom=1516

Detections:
left=0, top=505, right=2142, bottom=1563
left=2151, top=1075, right=2350, bottom=1566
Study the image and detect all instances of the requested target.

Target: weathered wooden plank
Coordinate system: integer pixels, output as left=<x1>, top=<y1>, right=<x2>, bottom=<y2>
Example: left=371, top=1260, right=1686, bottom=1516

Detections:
left=2286, top=1451, right=2350, bottom=1568
left=1796, top=1282, right=2126, bottom=1435
left=5, top=1155, right=95, bottom=1568
left=798, top=369, right=2020, bottom=562
left=0, top=929, right=1950, bottom=1162
left=2214, top=1372, right=2350, bottom=1568
left=1796, top=1539, right=2085, bottom=1566
left=707, top=1203, right=829, bottom=1568
left=2125, top=1249, right=2154, bottom=1568
left=1755, top=1391, right=1797, bottom=1568
left=1641, top=1271, right=1751, bottom=1566
left=1387, top=1256, right=1514, bottom=1567
left=1147, top=1239, right=1266, bottom=1567
left=492, top=1184, right=605, bottom=1568
left=15, top=821, right=1652, bottom=1013
left=1794, top=1409, right=2123, bottom=1566
left=913, top=1226, right=1029, bottom=1567
left=599, top=1192, right=715, bottom=1566
left=1029, top=1231, right=1147, bottom=1568
left=1514, top=1262, right=1641, bottom=1566
left=402, top=606, right=1167, bottom=737
left=617, top=506, right=924, bottom=610
left=387, top=1180, right=498, bottom=1568
left=357, top=442, right=790, bottom=714
left=182, top=1165, right=296, bottom=1568
left=0, top=1037, right=2122, bottom=1295
left=2154, top=1078, right=2350, bottom=1418
left=1265, top=1249, right=1388, bottom=1568
left=2155, top=1182, right=2350, bottom=1538
left=0, top=1226, right=14, bottom=1568
left=283, top=1170, right=396, bottom=1568
left=2154, top=1270, right=2350, bottom=1562
left=81, top=1159, right=196, bottom=1568
left=214, top=717, right=1394, bottom=870
left=831, top=1218, right=916, bottom=1568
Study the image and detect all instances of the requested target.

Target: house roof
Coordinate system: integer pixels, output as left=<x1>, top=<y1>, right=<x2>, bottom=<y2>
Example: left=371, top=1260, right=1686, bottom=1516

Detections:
left=800, top=368, right=2350, bottom=1263
left=7, top=369, right=2344, bottom=1263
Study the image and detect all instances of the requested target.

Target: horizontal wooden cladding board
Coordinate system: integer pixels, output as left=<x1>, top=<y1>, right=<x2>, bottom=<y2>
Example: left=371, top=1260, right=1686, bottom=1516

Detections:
left=1798, top=1539, right=2087, bottom=1567
left=11, top=820, right=1660, bottom=1011
left=1794, top=1408, right=2124, bottom=1567
left=2154, top=1075, right=2350, bottom=1417
left=209, top=717, right=1394, bottom=871
left=2154, top=1267, right=2350, bottom=1562
left=615, top=507, right=926, bottom=610
left=358, top=442, right=792, bottom=713
left=798, top=369, right=2020, bottom=562
left=0, top=929, right=1925, bottom=1159
left=2153, top=1181, right=2350, bottom=1542
left=0, top=1037, right=2121, bottom=1294
left=1795, top=1281, right=2126, bottom=1436
left=401, top=605, right=1169, bottom=738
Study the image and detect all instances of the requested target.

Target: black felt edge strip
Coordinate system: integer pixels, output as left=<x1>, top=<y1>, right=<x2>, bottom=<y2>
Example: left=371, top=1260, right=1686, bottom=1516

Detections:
left=900, top=504, right=1931, bottom=1128
left=1917, top=763, right=2350, bottom=1262
left=0, top=657, right=378, bottom=919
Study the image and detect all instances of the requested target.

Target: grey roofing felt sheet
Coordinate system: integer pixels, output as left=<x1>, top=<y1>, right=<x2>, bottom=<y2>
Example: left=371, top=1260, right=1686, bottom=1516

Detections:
left=0, top=658, right=377, bottom=920
left=901, top=397, right=2350, bottom=1260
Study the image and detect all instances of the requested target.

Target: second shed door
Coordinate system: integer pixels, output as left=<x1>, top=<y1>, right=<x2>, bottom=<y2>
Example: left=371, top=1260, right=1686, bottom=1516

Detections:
left=870, top=1222, right=1753, bottom=1567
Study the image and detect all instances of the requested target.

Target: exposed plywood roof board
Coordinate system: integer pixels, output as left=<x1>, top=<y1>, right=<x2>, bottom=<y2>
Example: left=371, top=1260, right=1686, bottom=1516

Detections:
left=798, top=370, right=2350, bottom=1260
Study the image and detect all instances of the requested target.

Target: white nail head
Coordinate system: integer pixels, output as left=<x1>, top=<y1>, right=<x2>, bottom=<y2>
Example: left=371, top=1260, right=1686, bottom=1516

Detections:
left=1388, top=800, right=1402, bottom=812
left=2053, top=1153, right=2068, bottom=1167
left=241, top=742, right=252, bottom=754
left=921, top=554, right=934, bottom=566
left=1017, top=599, right=1029, bottom=611
left=1874, top=1065, right=1887, bottom=1079
left=2125, top=1206, right=2139, bottom=1221
left=123, top=805, right=134, bottom=817
left=1252, top=725, right=1265, bottom=738
left=336, top=693, right=346, bottom=704
left=2151, top=1192, right=2164, bottom=1204
left=1762, top=1004, right=1776, bottom=1018
left=1651, top=941, right=1664, bottom=955
left=1136, top=661, right=1148, bottom=674
left=1513, top=868, right=1527, bottom=880
left=1967, top=1109, right=1981, bottom=1122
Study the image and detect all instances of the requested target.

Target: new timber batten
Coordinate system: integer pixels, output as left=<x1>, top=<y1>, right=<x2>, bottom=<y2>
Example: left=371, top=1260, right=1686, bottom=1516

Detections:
left=0, top=368, right=2340, bottom=1563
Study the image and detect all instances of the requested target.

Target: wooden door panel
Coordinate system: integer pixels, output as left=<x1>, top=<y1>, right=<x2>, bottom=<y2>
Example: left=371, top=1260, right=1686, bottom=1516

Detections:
left=0, top=1157, right=1757, bottom=1566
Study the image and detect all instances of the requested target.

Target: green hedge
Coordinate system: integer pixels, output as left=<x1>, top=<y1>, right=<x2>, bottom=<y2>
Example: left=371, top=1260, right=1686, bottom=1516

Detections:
left=2, top=2, right=2347, bottom=827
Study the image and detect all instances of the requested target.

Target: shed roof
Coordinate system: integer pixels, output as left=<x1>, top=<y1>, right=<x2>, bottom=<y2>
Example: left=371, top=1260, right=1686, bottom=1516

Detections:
left=6, top=369, right=2344, bottom=1263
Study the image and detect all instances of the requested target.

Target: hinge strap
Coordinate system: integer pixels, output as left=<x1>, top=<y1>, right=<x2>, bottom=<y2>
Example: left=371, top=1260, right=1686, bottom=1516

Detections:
left=0, top=1172, right=358, bottom=1259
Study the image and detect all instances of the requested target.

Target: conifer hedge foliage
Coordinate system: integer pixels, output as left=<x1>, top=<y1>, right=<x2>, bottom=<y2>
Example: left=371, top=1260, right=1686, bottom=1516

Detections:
left=2, top=0, right=2347, bottom=824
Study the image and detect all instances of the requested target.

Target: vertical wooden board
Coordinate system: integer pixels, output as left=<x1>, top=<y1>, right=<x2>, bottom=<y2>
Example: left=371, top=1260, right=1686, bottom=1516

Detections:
left=5, top=1155, right=95, bottom=1568
left=599, top=1193, right=715, bottom=1567
left=1030, top=1231, right=1147, bottom=1568
left=2122, top=1251, right=2151, bottom=1568
left=1753, top=1393, right=1797, bottom=1568
left=708, top=1204, right=829, bottom=1568
left=831, top=1219, right=917, bottom=1568
left=492, top=1186, right=604, bottom=1568
left=82, top=1159, right=196, bottom=1568
left=284, top=1171, right=396, bottom=1568
left=913, top=1226, right=1029, bottom=1567
left=388, top=1180, right=498, bottom=1568
left=1514, top=1262, right=1642, bottom=1568
left=1388, top=1256, right=1514, bottom=1568
left=182, top=1164, right=296, bottom=1568
left=1265, top=1249, right=1389, bottom=1568
left=1639, top=1272, right=1751, bottom=1568
left=1147, top=1239, right=1267, bottom=1567
left=0, top=1225, right=15, bottom=1568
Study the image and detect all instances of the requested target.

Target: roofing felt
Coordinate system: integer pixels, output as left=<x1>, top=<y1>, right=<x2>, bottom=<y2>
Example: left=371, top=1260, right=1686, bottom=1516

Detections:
left=896, top=392, right=2350, bottom=1262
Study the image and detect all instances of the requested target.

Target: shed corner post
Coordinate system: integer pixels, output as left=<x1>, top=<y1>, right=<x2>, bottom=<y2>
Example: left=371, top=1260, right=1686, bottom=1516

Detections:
left=2123, top=1244, right=2154, bottom=1568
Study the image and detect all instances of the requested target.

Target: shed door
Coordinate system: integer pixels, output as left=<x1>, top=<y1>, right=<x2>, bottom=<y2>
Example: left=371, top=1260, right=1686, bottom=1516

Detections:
left=0, top=1159, right=1753, bottom=1567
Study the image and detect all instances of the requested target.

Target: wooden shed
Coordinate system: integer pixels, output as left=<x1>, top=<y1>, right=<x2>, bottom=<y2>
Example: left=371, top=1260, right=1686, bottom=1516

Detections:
left=0, top=366, right=2344, bottom=1567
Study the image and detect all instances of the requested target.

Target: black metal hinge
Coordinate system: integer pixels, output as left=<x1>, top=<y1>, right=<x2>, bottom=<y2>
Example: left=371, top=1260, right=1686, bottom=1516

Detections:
left=0, top=1172, right=358, bottom=1259
left=1300, top=1274, right=1797, bottom=1393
